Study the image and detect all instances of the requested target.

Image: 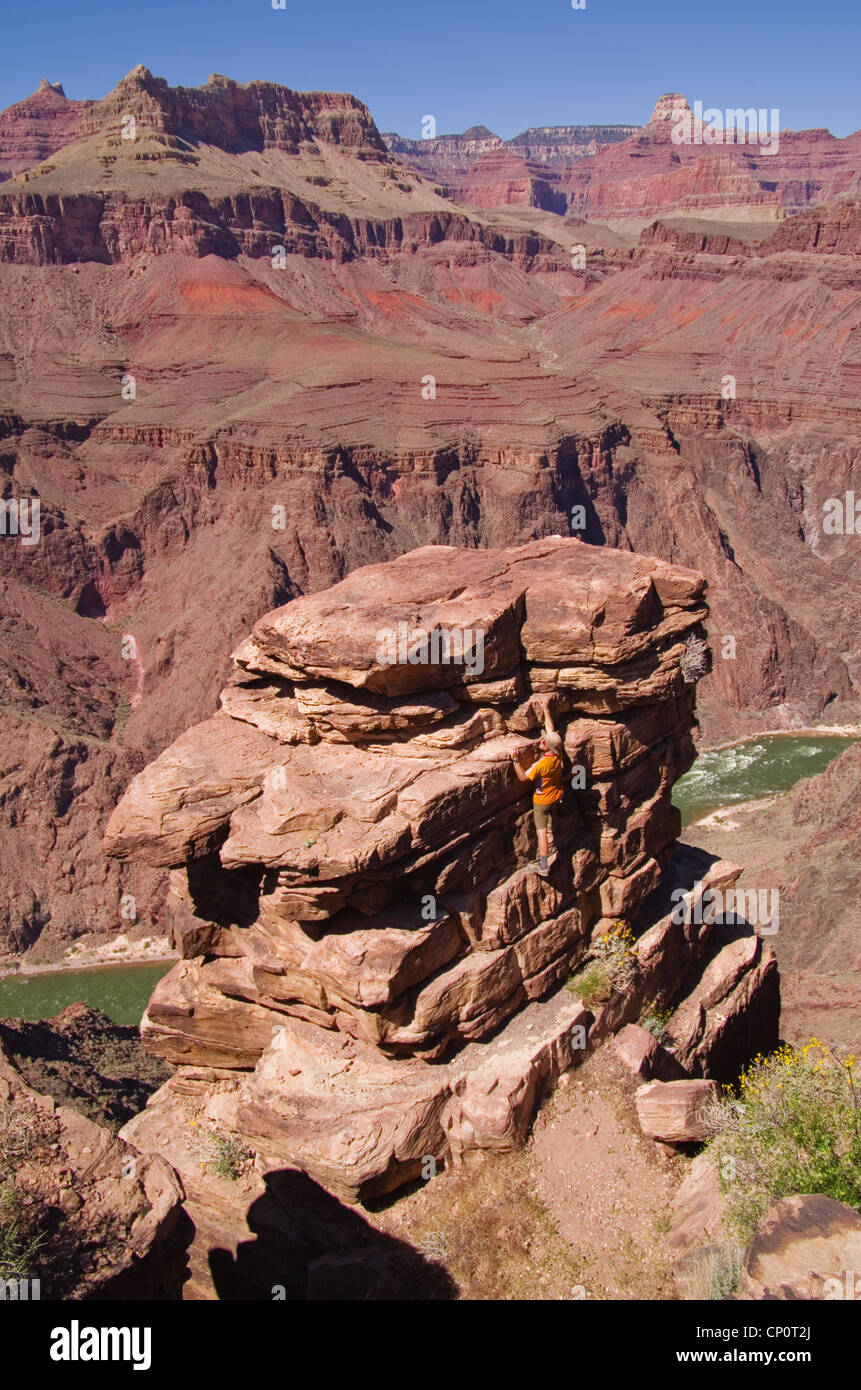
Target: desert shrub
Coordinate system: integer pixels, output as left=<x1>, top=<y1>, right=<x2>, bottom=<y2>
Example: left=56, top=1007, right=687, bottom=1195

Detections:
left=593, top=922, right=638, bottom=990
left=0, top=1181, right=46, bottom=1280
left=207, top=1130, right=252, bottom=1181
left=677, top=1242, right=744, bottom=1300
left=0, top=1095, right=56, bottom=1171
left=641, top=1001, right=674, bottom=1039
left=565, top=922, right=637, bottom=1005
left=680, top=633, right=711, bottom=684
left=0, top=1102, right=33, bottom=1171
left=0, top=1097, right=56, bottom=1279
left=565, top=960, right=611, bottom=1006
left=706, top=1039, right=861, bottom=1243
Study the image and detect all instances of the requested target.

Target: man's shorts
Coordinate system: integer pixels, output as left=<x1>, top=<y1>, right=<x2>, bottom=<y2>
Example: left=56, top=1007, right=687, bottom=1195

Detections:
left=533, top=801, right=553, bottom=831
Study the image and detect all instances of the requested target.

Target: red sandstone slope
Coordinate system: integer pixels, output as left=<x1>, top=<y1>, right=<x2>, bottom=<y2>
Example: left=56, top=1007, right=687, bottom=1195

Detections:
left=0, top=67, right=859, bottom=961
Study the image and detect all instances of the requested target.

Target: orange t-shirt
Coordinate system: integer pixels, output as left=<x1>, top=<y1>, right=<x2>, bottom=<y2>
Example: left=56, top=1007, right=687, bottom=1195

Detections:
left=526, top=752, right=563, bottom=806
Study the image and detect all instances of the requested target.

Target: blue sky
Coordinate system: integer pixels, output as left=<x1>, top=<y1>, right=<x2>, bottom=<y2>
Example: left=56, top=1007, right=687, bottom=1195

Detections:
left=2, top=0, right=859, bottom=138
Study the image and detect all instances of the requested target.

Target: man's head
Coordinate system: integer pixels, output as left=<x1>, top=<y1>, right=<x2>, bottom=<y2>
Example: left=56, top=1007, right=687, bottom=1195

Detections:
left=540, top=731, right=563, bottom=758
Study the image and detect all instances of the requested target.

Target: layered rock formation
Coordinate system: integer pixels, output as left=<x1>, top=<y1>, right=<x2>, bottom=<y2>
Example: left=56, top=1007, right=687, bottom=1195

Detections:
left=0, top=66, right=388, bottom=187
left=386, top=96, right=861, bottom=221
left=103, top=541, right=777, bottom=1202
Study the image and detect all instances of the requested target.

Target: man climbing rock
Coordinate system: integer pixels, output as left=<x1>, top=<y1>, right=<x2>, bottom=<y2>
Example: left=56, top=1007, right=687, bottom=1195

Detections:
left=511, top=694, right=564, bottom=875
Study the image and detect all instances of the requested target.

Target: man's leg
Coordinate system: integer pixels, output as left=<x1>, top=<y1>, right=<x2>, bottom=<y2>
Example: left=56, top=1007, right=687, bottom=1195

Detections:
left=547, top=805, right=556, bottom=857
left=533, top=804, right=549, bottom=872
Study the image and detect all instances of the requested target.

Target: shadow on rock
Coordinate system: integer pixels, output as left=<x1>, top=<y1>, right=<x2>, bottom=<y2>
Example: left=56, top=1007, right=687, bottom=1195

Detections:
left=208, top=1168, right=458, bottom=1300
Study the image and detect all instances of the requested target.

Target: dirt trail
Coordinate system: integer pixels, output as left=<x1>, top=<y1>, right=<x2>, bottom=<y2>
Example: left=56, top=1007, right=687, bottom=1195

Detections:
left=528, top=1049, right=682, bottom=1299
left=369, top=1047, right=687, bottom=1300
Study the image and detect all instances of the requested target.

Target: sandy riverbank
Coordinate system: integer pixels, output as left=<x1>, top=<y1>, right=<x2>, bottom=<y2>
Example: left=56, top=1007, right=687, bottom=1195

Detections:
left=0, top=934, right=177, bottom=980
left=687, top=794, right=778, bottom=830
left=700, top=725, right=861, bottom=754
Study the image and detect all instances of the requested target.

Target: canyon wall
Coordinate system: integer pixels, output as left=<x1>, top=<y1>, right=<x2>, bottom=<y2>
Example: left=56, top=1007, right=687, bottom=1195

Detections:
left=385, top=96, right=861, bottom=220
left=0, top=67, right=858, bottom=964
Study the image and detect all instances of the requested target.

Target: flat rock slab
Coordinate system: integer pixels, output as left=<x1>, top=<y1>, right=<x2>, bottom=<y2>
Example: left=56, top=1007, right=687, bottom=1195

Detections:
left=246, top=538, right=705, bottom=695
left=126, top=985, right=593, bottom=1206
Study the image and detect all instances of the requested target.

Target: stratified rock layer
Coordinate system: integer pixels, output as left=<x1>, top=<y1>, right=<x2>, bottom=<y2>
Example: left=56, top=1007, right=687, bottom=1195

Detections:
left=107, top=539, right=777, bottom=1200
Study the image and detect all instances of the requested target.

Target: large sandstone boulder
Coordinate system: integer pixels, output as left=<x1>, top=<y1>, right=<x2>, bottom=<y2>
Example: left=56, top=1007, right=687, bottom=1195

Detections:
left=634, top=1078, right=720, bottom=1142
left=613, top=1023, right=662, bottom=1077
left=105, top=540, right=771, bottom=1200
left=661, top=929, right=780, bottom=1084
left=734, top=1195, right=861, bottom=1301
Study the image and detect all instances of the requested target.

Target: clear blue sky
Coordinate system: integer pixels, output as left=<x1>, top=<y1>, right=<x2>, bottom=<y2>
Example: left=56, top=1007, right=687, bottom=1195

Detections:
left=2, top=0, right=859, bottom=138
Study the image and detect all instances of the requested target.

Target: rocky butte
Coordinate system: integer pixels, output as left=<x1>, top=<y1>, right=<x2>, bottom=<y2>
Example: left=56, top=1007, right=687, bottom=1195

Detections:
left=105, top=540, right=778, bottom=1228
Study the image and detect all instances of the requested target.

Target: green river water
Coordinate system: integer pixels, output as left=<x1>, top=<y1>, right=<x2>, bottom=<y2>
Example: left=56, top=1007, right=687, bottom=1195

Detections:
left=0, top=733, right=856, bottom=1025
left=0, top=962, right=170, bottom=1027
left=672, top=732, right=857, bottom=827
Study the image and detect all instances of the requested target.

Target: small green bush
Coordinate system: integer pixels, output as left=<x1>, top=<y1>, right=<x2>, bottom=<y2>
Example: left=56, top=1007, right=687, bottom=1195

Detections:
left=565, top=921, right=637, bottom=1005
left=207, top=1130, right=252, bottom=1182
left=565, top=960, right=611, bottom=1006
left=707, top=1038, right=861, bottom=1243
left=0, top=1182, right=45, bottom=1280
left=642, top=1001, right=674, bottom=1039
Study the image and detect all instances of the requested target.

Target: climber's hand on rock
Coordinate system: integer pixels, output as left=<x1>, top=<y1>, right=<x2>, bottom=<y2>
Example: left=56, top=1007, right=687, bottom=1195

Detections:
left=510, top=750, right=529, bottom=782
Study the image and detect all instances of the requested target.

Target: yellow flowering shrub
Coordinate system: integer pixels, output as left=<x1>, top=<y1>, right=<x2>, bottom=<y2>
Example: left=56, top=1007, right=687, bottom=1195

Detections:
left=565, top=920, right=637, bottom=1004
left=707, top=1038, right=861, bottom=1242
